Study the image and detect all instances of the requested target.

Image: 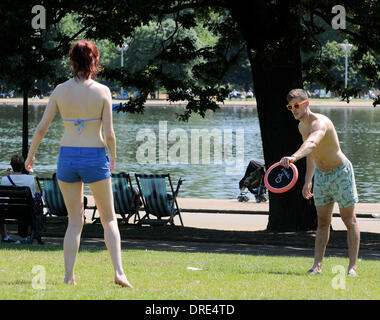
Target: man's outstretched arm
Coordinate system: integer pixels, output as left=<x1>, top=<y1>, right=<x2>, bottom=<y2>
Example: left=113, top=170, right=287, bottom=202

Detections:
left=280, top=121, right=326, bottom=168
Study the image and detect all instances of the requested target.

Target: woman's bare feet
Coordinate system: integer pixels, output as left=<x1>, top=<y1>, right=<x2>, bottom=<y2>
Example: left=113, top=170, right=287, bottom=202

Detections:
left=115, top=274, right=133, bottom=288
left=64, top=277, right=77, bottom=285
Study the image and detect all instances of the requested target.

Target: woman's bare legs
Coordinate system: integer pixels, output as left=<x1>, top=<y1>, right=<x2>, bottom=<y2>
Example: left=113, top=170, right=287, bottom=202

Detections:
left=89, top=178, right=133, bottom=288
left=58, top=180, right=85, bottom=285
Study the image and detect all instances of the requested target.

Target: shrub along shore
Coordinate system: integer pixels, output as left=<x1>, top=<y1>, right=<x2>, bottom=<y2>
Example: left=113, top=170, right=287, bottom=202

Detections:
left=0, top=97, right=375, bottom=108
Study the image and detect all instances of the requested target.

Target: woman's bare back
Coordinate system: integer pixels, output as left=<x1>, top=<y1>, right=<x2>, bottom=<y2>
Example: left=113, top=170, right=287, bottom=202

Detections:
left=53, top=78, right=111, bottom=147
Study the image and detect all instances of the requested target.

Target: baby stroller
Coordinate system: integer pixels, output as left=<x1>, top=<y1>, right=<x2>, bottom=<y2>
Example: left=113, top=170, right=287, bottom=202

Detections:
left=238, top=160, right=267, bottom=203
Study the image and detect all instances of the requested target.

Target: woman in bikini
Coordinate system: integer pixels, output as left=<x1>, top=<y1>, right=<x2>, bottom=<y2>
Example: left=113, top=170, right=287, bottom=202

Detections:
left=25, top=39, right=133, bottom=288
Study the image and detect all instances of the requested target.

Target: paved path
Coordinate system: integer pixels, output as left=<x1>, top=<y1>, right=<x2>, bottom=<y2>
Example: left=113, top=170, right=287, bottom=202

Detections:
left=175, top=198, right=380, bottom=233
left=86, top=197, right=380, bottom=234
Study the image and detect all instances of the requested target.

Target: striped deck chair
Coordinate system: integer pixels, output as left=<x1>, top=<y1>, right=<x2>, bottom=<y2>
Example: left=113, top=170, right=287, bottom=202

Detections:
left=36, top=176, right=93, bottom=221
left=36, top=177, right=67, bottom=217
left=91, top=172, right=141, bottom=224
left=135, top=174, right=183, bottom=226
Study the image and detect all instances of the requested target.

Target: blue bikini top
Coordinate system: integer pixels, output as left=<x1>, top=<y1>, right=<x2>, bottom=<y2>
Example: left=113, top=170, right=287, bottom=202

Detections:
left=62, top=118, right=101, bottom=134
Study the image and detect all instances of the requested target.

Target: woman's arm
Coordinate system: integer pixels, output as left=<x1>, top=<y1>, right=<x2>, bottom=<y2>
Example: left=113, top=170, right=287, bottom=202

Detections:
left=102, top=87, right=116, bottom=172
left=25, top=89, right=59, bottom=172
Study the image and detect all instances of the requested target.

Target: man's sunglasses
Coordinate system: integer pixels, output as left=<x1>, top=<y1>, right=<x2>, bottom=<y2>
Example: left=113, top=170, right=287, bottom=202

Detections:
left=286, top=100, right=308, bottom=111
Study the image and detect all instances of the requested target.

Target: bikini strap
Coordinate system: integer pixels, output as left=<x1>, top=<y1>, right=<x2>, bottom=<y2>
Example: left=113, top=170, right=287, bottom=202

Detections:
left=62, top=118, right=101, bottom=134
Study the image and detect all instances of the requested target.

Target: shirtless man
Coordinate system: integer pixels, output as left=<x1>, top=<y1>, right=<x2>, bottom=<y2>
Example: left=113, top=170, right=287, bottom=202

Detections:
left=280, top=89, right=360, bottom=276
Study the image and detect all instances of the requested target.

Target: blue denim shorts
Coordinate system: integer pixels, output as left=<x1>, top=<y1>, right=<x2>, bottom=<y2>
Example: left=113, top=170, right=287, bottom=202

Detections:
left=314, top=160, right=359, bottom=208
left=56, top=147, right=111, bottom=183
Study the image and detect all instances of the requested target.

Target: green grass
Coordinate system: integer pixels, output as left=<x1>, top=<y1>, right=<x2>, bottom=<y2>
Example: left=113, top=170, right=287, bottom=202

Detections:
left=0, top=243, right=379, bottom=300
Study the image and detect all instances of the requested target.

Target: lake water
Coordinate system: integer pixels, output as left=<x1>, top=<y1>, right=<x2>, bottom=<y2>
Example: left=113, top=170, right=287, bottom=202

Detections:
left=0, top=104, right=379, bottom=202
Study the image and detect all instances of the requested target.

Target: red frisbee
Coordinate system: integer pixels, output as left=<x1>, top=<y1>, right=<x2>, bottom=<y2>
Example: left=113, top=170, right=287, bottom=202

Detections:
left=264, top=162, right=298, bottom=193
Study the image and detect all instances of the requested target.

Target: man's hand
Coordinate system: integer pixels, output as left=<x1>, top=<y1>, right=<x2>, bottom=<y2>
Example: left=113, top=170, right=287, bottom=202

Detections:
left=280, top=156, right=296, bottom=169
left=302, top=182, right=313, bottom=200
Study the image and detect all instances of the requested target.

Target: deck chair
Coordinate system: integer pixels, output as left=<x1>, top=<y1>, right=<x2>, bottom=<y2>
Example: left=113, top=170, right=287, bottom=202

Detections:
left=91, top=172, right=141, bottom=224
left=135, top=174, right=183, bottom=226
left=36, top=176, right=67, bottom=217
left=36, top=176, right=94, bottom=221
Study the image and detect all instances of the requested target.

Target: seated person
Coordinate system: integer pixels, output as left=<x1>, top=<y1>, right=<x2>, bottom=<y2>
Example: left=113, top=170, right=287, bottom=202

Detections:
left=1, top=154, right=37, bottom=244
left=246, top=90, right=254, bottom=99
left=0, top=223, right=16, bottom=243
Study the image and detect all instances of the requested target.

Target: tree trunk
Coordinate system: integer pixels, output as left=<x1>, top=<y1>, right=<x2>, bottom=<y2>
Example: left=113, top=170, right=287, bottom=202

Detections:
left=22, top=89, right=29, bottom=160
left=229, top=0, right=317, bottom=231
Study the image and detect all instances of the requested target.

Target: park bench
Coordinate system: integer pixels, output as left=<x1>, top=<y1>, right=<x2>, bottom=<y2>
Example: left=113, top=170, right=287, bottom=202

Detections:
left=0, top=185, right=43, bottom=244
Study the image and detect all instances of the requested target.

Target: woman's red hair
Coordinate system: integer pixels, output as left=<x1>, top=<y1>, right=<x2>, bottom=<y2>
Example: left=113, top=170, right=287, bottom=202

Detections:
left=69, top=39, right=100, bottom=80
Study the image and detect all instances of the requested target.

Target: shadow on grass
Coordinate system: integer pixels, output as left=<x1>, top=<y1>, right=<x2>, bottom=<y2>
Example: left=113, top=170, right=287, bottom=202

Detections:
left=0, top=280, right=31, bottom=286
left=3, top=219, right=380, bottom=260
left=264, top=271, right=306, bottom=276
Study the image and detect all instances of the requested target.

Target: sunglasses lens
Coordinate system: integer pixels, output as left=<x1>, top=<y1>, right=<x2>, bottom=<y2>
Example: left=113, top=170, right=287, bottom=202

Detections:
left=286, top=100, right=307, bottom=111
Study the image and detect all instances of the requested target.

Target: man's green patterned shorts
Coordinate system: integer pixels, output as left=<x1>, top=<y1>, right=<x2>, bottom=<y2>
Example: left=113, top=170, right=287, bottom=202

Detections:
left=314, top=160, right=358, bottom=208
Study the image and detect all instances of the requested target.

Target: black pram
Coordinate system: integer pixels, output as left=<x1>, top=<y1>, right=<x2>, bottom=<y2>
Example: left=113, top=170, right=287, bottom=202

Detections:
left=238, top=160, right=267, bottom=203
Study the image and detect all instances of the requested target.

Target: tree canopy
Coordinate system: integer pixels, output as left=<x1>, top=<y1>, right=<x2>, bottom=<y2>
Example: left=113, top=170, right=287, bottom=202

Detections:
left=1, top=1, right=378, bottom=107
left=70, top=0, right=380, bottom=113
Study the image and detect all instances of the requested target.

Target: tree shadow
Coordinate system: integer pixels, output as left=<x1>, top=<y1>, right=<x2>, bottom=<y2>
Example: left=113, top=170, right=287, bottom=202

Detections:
left=3, top=219, right=380, bottom=260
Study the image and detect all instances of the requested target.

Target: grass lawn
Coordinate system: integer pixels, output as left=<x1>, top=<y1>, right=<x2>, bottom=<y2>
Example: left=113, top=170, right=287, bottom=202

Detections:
left=0, top=243, right=379, bottom=300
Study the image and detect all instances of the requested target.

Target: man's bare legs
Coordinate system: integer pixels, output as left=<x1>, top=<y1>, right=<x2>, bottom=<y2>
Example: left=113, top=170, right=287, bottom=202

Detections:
left=58, top=180, right=84, bottom=285
left=310, top=203, right=360, bottom=275
left=309, top=203, right=334, bottom=274
left=340, top=205, right=360, bottom=276
left=89, top=178, right=133, bottom=288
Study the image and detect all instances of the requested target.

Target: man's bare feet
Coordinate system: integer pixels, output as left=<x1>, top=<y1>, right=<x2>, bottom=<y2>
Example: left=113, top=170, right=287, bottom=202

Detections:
left=115, top=274, right=133, bottom=288
left=348, top=268, right=358, bottom=277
